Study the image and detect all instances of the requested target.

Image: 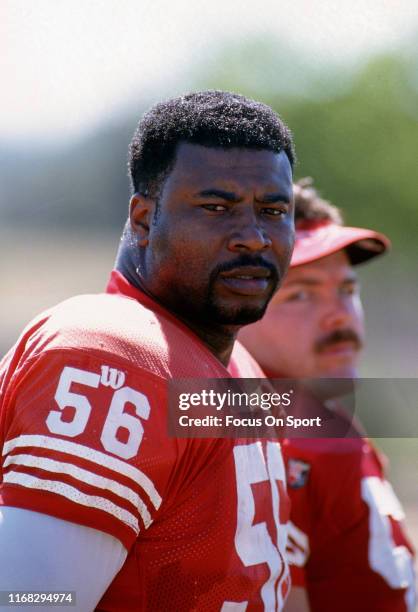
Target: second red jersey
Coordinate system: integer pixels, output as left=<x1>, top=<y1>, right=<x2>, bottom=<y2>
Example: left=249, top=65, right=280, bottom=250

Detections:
left=284, top=431, right=416, bottom=612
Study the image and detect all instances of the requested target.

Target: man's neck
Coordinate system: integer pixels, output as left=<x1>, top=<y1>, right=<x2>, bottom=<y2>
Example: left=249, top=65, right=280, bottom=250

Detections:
left=181, top=319, right=237, bottom=366
left=115, top=239, right=139, bottom=288
left=115, top=240, right=236, bottom=367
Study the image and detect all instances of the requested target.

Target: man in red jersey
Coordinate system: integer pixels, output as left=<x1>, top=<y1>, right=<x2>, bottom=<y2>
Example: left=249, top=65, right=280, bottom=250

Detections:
left=0, top=91, right=295, bottom=611
left=239, top=178, right=416, bottom=612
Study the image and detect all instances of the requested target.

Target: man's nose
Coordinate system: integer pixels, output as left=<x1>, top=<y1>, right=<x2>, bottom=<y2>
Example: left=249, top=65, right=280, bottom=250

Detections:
left=320, top=296, right=354, bottom=332
left=227, top=212, right=272, bottom=253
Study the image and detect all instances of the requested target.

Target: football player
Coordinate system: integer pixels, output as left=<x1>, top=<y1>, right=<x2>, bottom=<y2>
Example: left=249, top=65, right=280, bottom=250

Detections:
left=0, top=91, right=295, bottom=610
left=239, top=178, right=416, bottom=611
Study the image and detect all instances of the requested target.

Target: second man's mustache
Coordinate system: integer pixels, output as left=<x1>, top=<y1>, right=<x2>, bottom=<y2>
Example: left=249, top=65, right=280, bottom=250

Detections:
left=315, top=329, right=363, bottom=353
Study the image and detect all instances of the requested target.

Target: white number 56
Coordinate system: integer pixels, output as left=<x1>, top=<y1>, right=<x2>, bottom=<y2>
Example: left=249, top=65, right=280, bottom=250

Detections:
left=46, top=366, right=150, bottom=459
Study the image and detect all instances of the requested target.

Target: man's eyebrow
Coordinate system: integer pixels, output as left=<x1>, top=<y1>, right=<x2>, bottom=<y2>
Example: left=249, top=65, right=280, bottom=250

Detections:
left=285, top=276, right=359, bottom=287
left=285, top=278, right=322, bottom=287
left=195, top=189, right=290, bottom=203
left=341, top=276, right=359, bottom=286
left=256, top=192, right=290, bottom=204
left=195, top=189, right=239, bottom=202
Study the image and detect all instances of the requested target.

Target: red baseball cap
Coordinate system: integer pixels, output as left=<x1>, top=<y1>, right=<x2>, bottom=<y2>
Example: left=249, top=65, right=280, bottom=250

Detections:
left=291, top=221, right=391, bottom=267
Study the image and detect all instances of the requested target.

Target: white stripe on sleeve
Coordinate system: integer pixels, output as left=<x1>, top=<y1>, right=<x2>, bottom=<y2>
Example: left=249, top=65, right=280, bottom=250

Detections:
left=3, top=453, right=152, bottom=527
left=3, top=434, right=161, bottom=509
left=3, top=471, right=140, bottom=532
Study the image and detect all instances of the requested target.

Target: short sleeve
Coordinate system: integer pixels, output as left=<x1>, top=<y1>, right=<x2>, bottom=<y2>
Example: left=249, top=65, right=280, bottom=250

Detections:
left=1, top=349, right=175, bottom=550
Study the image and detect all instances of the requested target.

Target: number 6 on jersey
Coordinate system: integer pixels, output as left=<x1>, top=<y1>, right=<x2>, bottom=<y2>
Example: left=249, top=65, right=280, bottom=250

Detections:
left=46, top=366, right=150, bottom=459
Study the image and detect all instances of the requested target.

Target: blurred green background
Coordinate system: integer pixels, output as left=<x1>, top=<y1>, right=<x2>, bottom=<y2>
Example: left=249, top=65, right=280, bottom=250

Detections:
left=2, top=40, right=417, bottom=375
left=1, top=0, right=417, bottom=564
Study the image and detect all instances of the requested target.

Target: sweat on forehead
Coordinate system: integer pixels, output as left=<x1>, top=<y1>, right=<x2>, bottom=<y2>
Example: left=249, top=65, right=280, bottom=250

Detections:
left=128, top=90, right=294, bottom=196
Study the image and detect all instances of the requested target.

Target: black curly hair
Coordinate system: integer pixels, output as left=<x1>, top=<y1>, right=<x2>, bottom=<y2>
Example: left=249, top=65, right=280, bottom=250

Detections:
left=128, top=90, right=294, bottom=197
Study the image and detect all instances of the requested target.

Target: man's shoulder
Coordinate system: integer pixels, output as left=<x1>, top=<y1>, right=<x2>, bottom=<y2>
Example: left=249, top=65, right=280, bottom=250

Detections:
left=25, top=292, right=164, bottom=350
left=6, top=292, right=225, bottom=380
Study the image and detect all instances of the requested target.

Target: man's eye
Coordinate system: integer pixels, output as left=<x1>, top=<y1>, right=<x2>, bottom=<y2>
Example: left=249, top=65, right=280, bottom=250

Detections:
left=201, top=204, right=227, bottom=212
left=285, top=290, right=310, bottom=302
left=261, top=207, right=286, bottom=216
left=340, top=284, right=358, bottom=296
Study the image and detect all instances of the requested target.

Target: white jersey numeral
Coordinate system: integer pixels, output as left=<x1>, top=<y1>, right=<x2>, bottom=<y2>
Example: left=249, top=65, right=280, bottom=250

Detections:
left=100, top=386, right=150, bottom=459
left=225, top=442, right=288, bottom=611
left=46, top=366, right=150, bottom=460
left=47, top=366, right=100, bottom=437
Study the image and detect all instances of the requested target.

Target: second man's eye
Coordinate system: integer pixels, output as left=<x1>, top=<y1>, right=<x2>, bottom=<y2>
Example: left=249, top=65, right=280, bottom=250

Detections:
left=285, top=290, right=311, bottom=303
left=340, top=283, right=359, bottom=296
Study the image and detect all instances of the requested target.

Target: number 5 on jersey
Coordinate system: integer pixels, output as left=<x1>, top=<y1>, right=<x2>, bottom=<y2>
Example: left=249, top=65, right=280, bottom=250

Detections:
left=46, top=366, right=150, bottom=459
left=228, top=442, right=289, bottom=610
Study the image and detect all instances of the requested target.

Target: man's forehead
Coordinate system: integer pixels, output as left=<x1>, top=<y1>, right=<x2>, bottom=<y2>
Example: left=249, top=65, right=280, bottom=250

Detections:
left=169, top=142, right=292, bottom=179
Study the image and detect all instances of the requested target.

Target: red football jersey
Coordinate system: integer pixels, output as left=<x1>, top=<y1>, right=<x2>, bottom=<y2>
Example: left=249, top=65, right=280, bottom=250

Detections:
left=284, top=432, right=416, bottom=612
left=0, top=270, right=290, bottom=611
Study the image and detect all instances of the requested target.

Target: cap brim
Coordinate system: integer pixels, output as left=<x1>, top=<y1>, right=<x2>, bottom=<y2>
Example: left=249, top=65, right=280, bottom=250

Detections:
left=291, top=224, right=390, bottom=267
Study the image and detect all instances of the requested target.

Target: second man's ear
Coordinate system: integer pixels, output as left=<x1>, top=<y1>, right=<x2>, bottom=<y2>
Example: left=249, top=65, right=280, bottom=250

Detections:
left=129, top=193, right=155, bottom=247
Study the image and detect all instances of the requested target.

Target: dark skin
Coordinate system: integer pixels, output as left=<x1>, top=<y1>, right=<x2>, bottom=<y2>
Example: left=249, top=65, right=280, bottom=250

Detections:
left=116, top=143, right=294, bottom=365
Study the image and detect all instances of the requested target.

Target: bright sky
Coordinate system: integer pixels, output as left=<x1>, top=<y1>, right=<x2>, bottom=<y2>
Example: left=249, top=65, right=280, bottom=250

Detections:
left=2, top=0, right=417, bottom=142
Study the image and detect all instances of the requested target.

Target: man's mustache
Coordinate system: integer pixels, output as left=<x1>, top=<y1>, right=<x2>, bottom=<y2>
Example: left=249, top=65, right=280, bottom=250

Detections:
left=211, top=255, right=279, bottom=284
left=315, top=329, right=363, bottom=354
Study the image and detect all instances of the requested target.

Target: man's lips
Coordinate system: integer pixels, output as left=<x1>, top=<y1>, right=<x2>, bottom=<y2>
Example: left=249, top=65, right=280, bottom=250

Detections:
left=319, top=341, right=358, bottom=354
left=219, top=266, right=272, bottom=296
left=220, top=266, right=271, bottom=279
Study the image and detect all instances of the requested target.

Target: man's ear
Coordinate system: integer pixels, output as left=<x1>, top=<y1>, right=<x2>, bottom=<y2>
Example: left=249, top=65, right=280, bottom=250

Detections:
left=129, top=193, right=155, bottom=247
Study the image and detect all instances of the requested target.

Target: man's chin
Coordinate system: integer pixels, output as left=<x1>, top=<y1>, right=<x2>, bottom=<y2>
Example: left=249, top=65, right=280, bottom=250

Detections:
left=208, top=304, right=268, bottom=326
left=205, top=288, right=276, bottom=326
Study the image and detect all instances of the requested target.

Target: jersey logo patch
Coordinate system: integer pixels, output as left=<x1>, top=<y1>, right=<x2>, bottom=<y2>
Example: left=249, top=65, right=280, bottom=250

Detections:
left=287, top=459, right=310, bottom=489
left=100, top=365, right=126, bottom=389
